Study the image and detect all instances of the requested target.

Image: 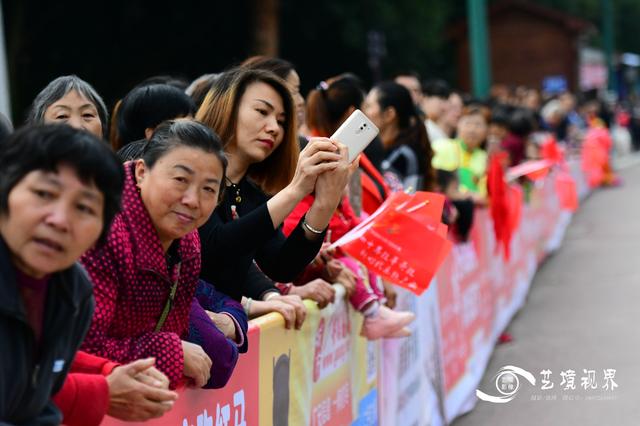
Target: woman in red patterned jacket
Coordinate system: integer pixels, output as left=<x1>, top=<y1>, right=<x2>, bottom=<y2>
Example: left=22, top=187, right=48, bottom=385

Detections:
left=80, top=120, right=228, bottom=389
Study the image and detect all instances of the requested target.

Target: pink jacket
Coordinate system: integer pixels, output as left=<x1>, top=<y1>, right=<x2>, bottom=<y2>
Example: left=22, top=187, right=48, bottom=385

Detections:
left=80, top=162, right=201, bottom=388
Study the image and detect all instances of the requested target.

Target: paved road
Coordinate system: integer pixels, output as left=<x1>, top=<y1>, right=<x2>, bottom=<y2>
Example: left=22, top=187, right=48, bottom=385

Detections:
left=452, top=163, right=640, bottom=426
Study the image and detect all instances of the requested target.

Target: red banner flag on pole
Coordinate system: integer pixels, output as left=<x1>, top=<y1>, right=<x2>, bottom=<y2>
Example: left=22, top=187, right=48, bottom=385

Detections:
left=506, top=159, right=554, bottom=182
left=331, top=192, right=451, bottom=295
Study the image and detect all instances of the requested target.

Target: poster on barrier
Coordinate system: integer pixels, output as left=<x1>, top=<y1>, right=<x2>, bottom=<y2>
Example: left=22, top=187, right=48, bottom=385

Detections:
left=254, top=305, right=318, bottom=426
left=309, top=294, right=353, bottom=426
left=348, top=304, right=379, bottom=426
left=437, top=232, right=494, bottom=421
left=437, top=167, right=576, bottom=422
left=379, top=283, right=445, bottom=426
left=103, top=288, right=378, bottom=426
left=100, top=160, right=584, bottom=426
left=254, top=287, right=376, bottom=426
left=101, top=325, right=261, bottom=426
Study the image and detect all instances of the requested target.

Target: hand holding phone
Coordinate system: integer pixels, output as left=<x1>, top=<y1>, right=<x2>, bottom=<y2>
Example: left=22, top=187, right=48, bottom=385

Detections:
left=330, top=109, right=379, bottom=163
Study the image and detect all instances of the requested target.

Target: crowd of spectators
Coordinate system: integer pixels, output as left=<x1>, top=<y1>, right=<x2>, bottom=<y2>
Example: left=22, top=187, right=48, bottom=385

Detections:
left=0, top=57, right=629, bottom=425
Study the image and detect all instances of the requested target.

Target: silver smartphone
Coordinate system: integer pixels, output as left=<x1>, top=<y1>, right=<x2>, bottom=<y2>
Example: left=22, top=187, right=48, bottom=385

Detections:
left=330, top=109, right=379, bottom=163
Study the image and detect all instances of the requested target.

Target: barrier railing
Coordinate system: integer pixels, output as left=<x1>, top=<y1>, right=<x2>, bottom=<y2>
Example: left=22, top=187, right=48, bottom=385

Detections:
left=102, top=160, right=587, bottom=426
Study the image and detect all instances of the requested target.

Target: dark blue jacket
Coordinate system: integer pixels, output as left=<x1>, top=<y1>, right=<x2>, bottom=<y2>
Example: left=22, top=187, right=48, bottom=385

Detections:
left=0, top=238, right=94, bottom=425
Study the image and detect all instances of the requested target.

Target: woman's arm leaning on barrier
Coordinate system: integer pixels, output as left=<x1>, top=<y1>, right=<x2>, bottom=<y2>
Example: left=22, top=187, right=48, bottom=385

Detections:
left=194, top=280, right=249, bottom=353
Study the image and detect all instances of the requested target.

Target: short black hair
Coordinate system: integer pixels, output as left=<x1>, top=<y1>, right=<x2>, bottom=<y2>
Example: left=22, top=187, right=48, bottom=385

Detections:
left=374, top=81, right=417, bottom=130
left=508, top=107, right=536, bottom=136
left=422, top=79, right=451, bottom=99
left=0, top=125, right=124, bottom=243
left=117, top=84, right=196, bottom=146
left=490, top=103, right=513, bottom=126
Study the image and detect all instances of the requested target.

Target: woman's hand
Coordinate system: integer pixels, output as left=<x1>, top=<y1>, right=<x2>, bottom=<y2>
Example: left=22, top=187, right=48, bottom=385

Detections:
left=314, top=144, right=358, bottom=207
left=206, top=311, right=237, bottom=340
left=266, top=294, right=307, bottom=329
left=135, top=365, right=170, bottom=389
left=249, top=295, right=307, bottom=329
left=288, top=138, right=342, bottom=199
left=106, top=358, right=178, bottom=421
left=312, top=242, right=335, bottom=267
left=289, top=279, right=336, bottom=309
left=181, top=341, right=212, bottom=388
left=265, top=138, right=342, bottom=229
left=304, top=144, right=359, bottom=239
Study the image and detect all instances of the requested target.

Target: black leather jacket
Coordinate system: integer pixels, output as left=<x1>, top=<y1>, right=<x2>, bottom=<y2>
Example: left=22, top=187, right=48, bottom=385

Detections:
left=0, top=238, right=94, bottom=425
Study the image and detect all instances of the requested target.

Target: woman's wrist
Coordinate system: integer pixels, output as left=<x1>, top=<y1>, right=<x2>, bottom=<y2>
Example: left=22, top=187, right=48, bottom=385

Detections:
left=305, top=200, right=335, bottom=230
left=243, top=298, right=253, bottom=316
left=302, top=215, right=325, bottom=235
left=263, top=291, right=280, bottom=301
left=312, top=189, right=343, bottom=216
left=266, top=184, right=307, bottom=229
left=282, top=183, right=307, bottom=205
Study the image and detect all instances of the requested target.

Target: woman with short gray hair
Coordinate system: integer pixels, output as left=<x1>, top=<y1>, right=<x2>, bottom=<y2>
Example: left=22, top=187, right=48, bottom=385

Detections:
left=27, top=75, right=109, bottom=139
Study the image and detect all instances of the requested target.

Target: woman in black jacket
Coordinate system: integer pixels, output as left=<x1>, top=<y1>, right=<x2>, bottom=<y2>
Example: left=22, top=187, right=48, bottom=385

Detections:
left=195, top=68, right=353, bottom=327
left=0, top=125, right=123, bottom=425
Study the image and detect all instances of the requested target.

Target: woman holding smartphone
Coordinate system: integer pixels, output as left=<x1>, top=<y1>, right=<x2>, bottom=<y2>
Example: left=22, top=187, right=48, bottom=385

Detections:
left=195, top=68, right=354, bottom=326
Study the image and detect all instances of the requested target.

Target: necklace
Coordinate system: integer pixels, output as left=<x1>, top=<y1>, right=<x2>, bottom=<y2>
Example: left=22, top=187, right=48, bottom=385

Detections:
left=226, top=178, right=242, bottom=204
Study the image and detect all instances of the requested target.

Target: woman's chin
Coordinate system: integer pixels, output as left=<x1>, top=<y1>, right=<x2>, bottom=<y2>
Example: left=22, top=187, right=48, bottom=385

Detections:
left=16, top=256, right=69, bottom=278
left=166, top=223, right=197, bottom=241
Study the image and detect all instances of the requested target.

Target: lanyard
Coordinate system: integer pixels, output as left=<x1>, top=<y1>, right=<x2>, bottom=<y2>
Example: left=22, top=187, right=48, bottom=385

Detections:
left=154, top=262, right=181, bottom=332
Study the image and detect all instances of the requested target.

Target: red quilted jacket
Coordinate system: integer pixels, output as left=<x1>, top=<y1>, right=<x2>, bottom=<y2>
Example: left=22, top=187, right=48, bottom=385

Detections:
left=53, top=351, right=117, bottom=426
left=80, top=162, right=201, bottom=388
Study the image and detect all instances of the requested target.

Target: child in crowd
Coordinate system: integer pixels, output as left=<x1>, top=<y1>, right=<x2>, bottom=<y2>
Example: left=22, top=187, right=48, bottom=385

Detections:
left=283, top=192, right=415, bottom=340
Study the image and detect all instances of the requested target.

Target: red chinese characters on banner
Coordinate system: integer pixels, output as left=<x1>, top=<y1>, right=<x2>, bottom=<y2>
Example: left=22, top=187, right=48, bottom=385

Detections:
left=333, top=192, right=452, bottom=295
left=101, top=326, right=261, bottom=426
left=313, top=310, right=351, bottom=383
left=311, top=302, right=352, bottom=426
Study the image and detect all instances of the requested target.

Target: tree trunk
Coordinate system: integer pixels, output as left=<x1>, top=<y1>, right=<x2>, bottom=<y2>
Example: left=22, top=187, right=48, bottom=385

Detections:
left=249, top=0, right=279, bottom=56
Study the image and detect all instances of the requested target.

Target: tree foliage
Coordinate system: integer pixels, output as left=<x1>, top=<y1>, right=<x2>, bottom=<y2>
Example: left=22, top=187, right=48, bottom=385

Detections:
left=3, top=0, right=640, bottom=123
